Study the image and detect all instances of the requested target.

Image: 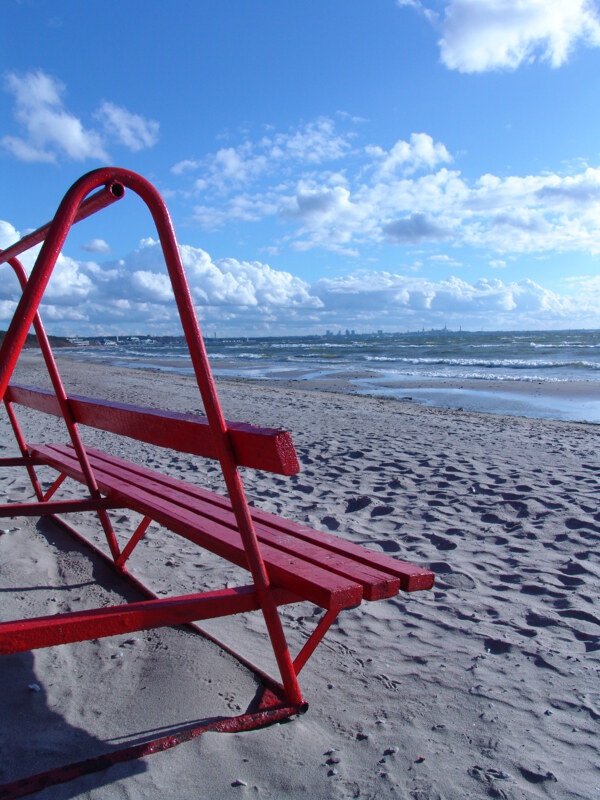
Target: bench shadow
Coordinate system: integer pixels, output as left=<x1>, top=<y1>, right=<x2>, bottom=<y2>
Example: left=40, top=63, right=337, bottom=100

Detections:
left=0, top=519, right=151, bottom=795
left=0, top=650, right=147, bottom=797
left=1, top=518, right=276, bottom=797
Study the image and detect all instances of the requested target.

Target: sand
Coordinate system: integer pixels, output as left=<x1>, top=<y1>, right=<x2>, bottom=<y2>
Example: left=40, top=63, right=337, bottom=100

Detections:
left=0, top=351, right=598, bottom=799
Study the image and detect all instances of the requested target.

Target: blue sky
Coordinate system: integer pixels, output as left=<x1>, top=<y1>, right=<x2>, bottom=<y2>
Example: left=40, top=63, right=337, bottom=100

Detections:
left=2, top=0, right=600, bottom=336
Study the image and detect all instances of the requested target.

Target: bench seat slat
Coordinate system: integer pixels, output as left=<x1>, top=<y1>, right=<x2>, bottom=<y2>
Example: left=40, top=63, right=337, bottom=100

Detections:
left=30, top=443, right=432, bottom=597
left=75, top=446, right=433, bottom=593
left=30, top=444, right=364, bottom=612
left=7, top=384, right=299, bottom=475
left=54, top=446, right=401, bottom=601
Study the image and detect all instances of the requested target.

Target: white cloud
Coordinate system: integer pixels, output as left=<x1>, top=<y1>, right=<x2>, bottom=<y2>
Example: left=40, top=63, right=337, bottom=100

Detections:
left=38, top=254, right=94, bottom=303
left=131, top=270, right=174, bottom=302
left=282, top=182, right=368, bottom=255
left=177, top=117, right=600, bottom=257
left=383, top=213, right=452, bottom=243
left=263, top=118, right=352, bottom=163
left=312, top=271, right=576, bottom=328
left=212, top=145, right=268, bottom=186
left=0, top=221, right=20, bottom=249
left=1, top=229, right=598, bottom=333
left=96, top=102, right=159, bottom=151
left=81, top=238, right=111, bottom=254
left=179, top=243, right=321, bottom=310
left=368, top=133, right=452, bottom=177
left=0, top=220, right=41, bottom=274
left=2, top=70, right=160, bottom=163
left=192, top=194, right=280, bottom=230
left=430, top=253, right=463, bottom=267
left=171, top=158, right=202, bottom=175
left=173, top=117, right=353, bottom=192
left=2, top=71, right=108, bottom=162
left=438, top=0, right=600, bottom=73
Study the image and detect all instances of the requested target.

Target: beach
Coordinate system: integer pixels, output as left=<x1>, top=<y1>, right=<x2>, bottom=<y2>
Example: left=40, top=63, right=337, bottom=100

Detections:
left=0, top=351, right=598, bottom=799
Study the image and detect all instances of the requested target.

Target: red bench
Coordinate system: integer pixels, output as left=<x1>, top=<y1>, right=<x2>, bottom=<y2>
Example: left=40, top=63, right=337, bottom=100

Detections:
left=1, top=382, right=432, bottom=658
left=0, top=168, right=434, bottom=796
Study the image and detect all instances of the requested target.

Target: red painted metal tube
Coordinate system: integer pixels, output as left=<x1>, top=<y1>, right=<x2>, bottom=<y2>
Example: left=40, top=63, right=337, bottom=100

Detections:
left=2, top=400, right=45, bottom=500
left=115, top=515, right=152, bottom=568
left=293, top=607, right=339, bottom=675
left=0, top=497, right=122, bottom=517
left=0, top=585, right=297, bottom=654
left=0, top=182, right=124, bottom=265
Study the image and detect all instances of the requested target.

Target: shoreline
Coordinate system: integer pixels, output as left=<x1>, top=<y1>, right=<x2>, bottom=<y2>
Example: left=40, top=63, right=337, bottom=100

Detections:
left=17, top=348, right=600, bottom=424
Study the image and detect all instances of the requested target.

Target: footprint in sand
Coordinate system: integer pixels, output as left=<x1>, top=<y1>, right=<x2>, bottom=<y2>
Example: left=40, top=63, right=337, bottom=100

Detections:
left=427, top=533, right=457, bottom=551
left=519, top=766, right=557, bottom=785
left=370, top=505, right=395, bottom=517
left=378, top=539, right=401, bottom=553
left=557, top=608, right=600, bottom=626
left=345, top=496, right=371, bottom=513
left=526, top=611, right=558, bottom=628
left=294, top=483, right=314, bottom=495
left=483, top=638, right=512, bottom=655
left=348, top=450, right=365, bottom=459
left=565, top=517, right=600, bottom=533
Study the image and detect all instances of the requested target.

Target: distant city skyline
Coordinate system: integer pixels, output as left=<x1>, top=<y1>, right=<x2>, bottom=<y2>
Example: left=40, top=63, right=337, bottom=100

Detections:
left=2, top=1, right=600, bottom=336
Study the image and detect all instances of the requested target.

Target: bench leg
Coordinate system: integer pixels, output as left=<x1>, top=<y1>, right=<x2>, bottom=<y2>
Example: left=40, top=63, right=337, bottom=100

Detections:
left=3, top=399, right=44, bottom=501
left=115, top=515, right=152, bottom=569
left=293, top=608, right=339, bottom=675
left=42, top=471, right=67, bottom=501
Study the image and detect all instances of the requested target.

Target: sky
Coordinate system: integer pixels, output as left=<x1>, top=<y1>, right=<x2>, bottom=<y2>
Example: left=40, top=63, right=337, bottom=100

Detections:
left=2, top=0, right=600, bottom=337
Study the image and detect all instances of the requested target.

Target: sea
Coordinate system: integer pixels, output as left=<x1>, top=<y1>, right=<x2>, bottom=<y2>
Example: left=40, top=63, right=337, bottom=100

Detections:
left=62, top=329, right=600, bottom=424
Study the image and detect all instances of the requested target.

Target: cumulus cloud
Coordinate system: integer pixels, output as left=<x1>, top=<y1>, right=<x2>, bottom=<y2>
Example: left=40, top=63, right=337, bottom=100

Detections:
left=367, top=133, right=452, bottom=177
left=81, top=238, right=111, bottom=254
left=179, top=243, right=321, bottom=310
left=312, top=271, right=576, bottom=328
left=383, top=213, right=452, bottom=243
left=130, top=270, right=174, bottom=303
left=2, top=70, right=159, bottom=162
left=0, top=229, right=597, bottom=332
left=438, top=0, right=600, bottom=73
left=0, top=220, right=20, bottom=249
left=96, top=102, right=159, bottom=151
left=2, top=71, right=107, bottom=162
left=263, top=118, right=352, bottom=163
left=178, top=116, right=600, bottom=257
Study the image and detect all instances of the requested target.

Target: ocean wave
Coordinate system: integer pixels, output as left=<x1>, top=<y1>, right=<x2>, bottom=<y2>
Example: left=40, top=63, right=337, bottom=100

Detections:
left=363, top=356, right=600, bottom=370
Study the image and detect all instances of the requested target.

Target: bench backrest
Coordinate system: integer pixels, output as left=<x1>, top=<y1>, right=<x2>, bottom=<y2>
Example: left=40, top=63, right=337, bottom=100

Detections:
left=5, top=383, right=300, bottom=476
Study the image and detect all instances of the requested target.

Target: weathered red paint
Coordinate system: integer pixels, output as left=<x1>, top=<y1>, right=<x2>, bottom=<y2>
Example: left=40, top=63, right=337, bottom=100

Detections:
left=0, top=585, right=297, bottom=654
left=6, top=384, right=300, bottom=475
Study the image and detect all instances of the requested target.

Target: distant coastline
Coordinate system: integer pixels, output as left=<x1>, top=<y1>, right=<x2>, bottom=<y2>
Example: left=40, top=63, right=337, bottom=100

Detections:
left=28, top=327, right=599, bottom=424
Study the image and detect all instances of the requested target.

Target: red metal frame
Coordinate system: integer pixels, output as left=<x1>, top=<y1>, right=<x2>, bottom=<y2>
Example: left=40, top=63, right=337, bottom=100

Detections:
left=0, top=169, right=315, bottom=794
left=0, top=168, right=304, bottom=703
